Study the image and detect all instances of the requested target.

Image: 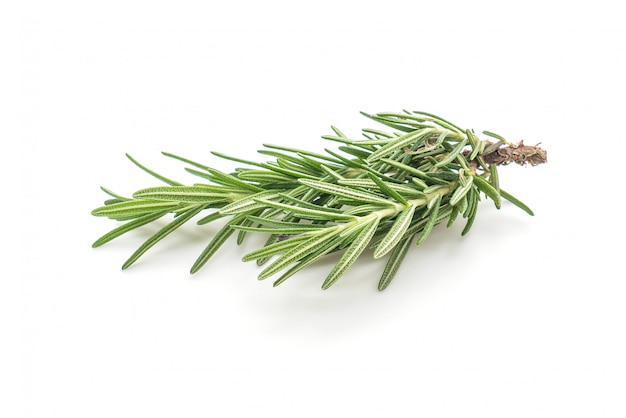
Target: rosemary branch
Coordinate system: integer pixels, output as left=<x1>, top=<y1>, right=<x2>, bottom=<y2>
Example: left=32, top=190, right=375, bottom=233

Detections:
left=92, top=110, right=546, bottom=290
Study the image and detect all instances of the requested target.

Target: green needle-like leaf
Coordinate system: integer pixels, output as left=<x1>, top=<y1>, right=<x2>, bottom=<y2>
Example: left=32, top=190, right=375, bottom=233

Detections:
left=125, top=154, right=182, bottom=186
left=447, top=206, right=459, bottom=228
left=231, top=224, right=325, bottom=234
left=367, top=173, right=409, bottom=206
left=380, top=158, right=448, bottom=185
left=338, top=179, right=423, bottom=197
left=241, top=235, right=310, bottom=262
left=449, top=175, right=474, bottom=206
left=256, top=235, right=280, bottom=266
left=162, top=152, right=211, bottom=171
left=236, top=217, right=254, bottom=245
left=91, top=200, right=181, bottom=220
left=205, top=168, right=264, bottom=192
left=272, top=236, right=343, bottom=287
left=378, top=232, right=415, bottom=291
left=100, top=186, right=130, bottom=201
left=92, top=210, right=171, bottom=247
left=366, top=128, right=434, bottom=162
left=259, top=229, right=340, bottom=280
left=461, top=189, right=479, bottom=236
left=219, top=191, right=279, bottom=215
left=472, top=175, right=501, bottom=208
left=482, top=130, right=509, bottom=143
left=244, top=215, right=331, bottom=230
left=338, top=146, right=372, bottom=160
left=263, top=144, right=342, bottom=165
left=489, top=164, right=500, bottom=192
left=277, top=193, right=344, bottom=214
left=456, top=193, right=469, bottom=215
left=191, top=214, right=246, bottom=274
left=299, top=179, right=391, bottom=205
left=374, top=204, right=416, bottom=259
left=254, top=198, right=356, bottom=221
left=409, top=111, right=464, bottom=132
left=197, top=211, right=226, bottom=225
left=122, top=205, right=204, bottom=270
left=434, top=139, right=468, bottom=168
left=500, top=189, right=534, bottom=216
left=360, top=112, right=416, bottom=133
left=319, top=164, right=346, bottom=180
left=133, top=186, right=240, bottom=204
left=416, top=195, right=441, bottom=246
left=322, top=217, right=380, bottom=289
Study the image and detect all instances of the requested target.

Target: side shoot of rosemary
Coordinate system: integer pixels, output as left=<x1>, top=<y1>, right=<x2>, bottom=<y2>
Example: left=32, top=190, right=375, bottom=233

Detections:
left=91, top=110, right=547, bottom=290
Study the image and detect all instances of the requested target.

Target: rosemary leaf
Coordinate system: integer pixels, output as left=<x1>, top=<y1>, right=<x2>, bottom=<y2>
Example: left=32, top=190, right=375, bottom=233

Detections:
left=416, top=195, right=441, bottom=246
left=500, top=189, right=534, bottom=216
left=472, top=174, right=502, bottom=209
left=254, top=198, right=356, bottom=221
left=489, top=164, right=500, bottom=192
left=92, top=210, right=171, bottom=248
left=133, top=186, right=240, bottom=204
left=272, top=236, right=343, bottom=287
left=380, top=159, right=448, bottom=185
left=100, top=186, right=130, bottom=201
left=298, top=179, right=391, bottom=206
left=205, top=168, right=264, bottom=192
left=322, top=217, right=380, bottom=289
left=366, top=128, right=434, bottom=162
left=241, top=235, right=310, bottom=262
left=450, top=175, right=474, bottom=206
left=367, top=173, right=409, bottom=206
left=122, top=205, right=204, bottom=270
left=91, top=200, right=181, bottom=220
left=191, top=214, right=247, bottom=273
left=231, top=224, right=325, bottom=234
left=197, top=211, right=226, bottom=225
left=461, top=189, right=479, bottom=236
left=125, top=154, right=182, bottom=186
left=434, top=139, right=468, bottom=168
left=218, top=191, right=279, bottom=215
left=373, top=204, right=416, bottom=259
left=378, top=232, right=416, bottom=291
left=258, top=229, right=340, bottom=280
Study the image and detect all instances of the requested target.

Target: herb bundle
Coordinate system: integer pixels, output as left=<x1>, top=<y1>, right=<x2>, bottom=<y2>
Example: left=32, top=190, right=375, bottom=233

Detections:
left=92, top=110, right=546, bottom=290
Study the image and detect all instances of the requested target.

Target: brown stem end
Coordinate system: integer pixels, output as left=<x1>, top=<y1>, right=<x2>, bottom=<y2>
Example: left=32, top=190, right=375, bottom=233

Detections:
left=481, top=141, right=547, bottom=167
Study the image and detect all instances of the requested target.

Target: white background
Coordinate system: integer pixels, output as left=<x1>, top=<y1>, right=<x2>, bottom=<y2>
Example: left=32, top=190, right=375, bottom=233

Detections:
left=5, top=0, right=626, bottom=417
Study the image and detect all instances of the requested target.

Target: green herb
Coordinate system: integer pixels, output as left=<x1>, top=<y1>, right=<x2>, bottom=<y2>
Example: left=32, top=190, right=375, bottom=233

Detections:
left=92, top=110, right=547, bottom=290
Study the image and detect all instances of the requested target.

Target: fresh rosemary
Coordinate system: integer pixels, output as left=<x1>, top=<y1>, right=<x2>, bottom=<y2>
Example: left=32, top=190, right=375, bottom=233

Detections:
left=92, top=110, right=547, bottom=290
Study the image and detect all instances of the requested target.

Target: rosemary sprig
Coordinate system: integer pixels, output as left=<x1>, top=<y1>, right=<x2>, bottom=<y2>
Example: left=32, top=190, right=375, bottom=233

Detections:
left=92, top=110, right=547, bottom=290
